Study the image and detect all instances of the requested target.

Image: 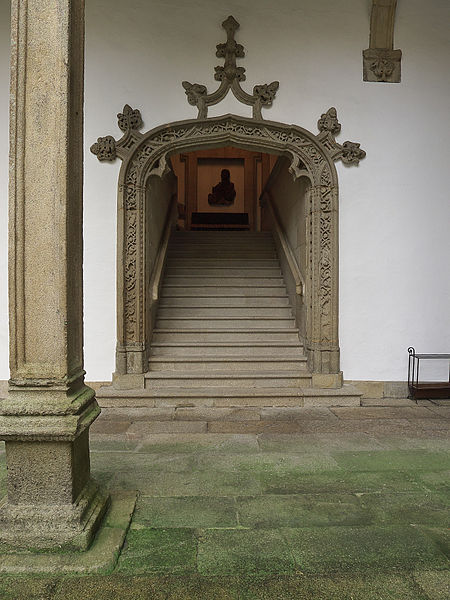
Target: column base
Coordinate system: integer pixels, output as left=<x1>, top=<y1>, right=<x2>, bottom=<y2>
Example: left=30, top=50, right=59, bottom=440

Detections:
left=0, top=480, right=110, bottom=551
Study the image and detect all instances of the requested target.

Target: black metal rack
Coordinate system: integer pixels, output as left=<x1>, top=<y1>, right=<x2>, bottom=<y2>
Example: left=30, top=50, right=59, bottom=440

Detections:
left=407, top=347, right=450, bottom=400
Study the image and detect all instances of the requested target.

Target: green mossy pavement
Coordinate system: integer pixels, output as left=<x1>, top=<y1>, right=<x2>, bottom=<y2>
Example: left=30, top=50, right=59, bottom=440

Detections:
left=0, top=431, right=449, bottom=598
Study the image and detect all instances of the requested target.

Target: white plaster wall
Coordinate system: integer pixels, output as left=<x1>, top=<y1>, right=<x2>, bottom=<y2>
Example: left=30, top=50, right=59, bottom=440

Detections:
left=0, top=0, right=449, bottom=383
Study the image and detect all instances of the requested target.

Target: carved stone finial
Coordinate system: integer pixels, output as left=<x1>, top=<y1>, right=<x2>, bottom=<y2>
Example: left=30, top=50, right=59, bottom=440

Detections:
left=117, top=104, right=143, bottom=133
left=253, top=82, right=279, bottom=107
left=182, top=82, right=207, bottom=105
left=318, top=107, right=341, bottom=136
left=316, top=108, right=366, bottom=167
left=90, top=136, right=116, bottom=162
left=221, top=15, right=240, bottom=37
left=182, top=15, right=279, bottom=120
left=341, top=141, right=366, bottom=165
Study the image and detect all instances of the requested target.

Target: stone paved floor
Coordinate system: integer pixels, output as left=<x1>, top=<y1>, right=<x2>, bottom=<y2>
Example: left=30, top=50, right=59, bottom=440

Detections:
left=0, top=400, right=449, bottom=599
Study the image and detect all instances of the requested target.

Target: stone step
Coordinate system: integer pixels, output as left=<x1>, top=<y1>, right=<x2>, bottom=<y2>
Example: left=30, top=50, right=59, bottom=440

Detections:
left=148, top=356, right=308, bottom=371
left=157, top=306, right=294, bottom=318
left=161, top=286, right=288, bottom=297
left=165, top=267, right=282, bottom=277
left=170, top=239, right=276, bottom=246
left=97, top=384, right=361, bottom=409
left=173, top=232, right=273, bottom=237
left=163, top=277, right=285, bottom=286
left=152, top=329, right=301, bottom=343
left=171, top=236, right=274, bottom=242
left=166, top=259, right=280, bottom=268
left=149, top=342, right=304, bottom=357
left=168, top=252, right=277, bottom=259
left=159, top=296, right=290, bottom=307
left=144, top=370, right=312, bottom=388
left=155, top=317, right=296, bottom=329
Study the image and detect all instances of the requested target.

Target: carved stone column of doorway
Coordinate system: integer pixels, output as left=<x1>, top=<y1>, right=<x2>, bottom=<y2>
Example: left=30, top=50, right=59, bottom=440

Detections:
left=0, top=0, right=109, bottom=549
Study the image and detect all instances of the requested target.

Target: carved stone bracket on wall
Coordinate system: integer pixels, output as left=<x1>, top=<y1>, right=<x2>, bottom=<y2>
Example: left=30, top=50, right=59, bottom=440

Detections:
left=363, top=0, right=402, bottom=83
left=182, top=15, right=279, bottom=120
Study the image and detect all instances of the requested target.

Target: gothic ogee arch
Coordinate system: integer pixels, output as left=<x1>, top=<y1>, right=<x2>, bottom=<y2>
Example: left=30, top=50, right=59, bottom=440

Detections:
left=91, top=16, right=366, bottom=384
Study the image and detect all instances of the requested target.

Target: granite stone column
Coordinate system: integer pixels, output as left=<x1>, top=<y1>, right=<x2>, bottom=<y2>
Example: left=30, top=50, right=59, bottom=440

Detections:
left=0, top=0, right=109, bottom=550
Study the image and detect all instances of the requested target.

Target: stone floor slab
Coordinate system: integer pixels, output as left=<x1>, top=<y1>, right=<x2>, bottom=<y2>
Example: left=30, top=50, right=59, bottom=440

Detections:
left=359, top=491, right=449, bottom=526
left=208, top=421, right=304, bottom=434
left=116, top=528, right=197, bottom=574
left=197, top=529, right=295, bottom=576
left=258, top=432, right=384, bottom=453
left=426, top=406, right=450, bottom=419
left=235, top=573, right=428, bottom=600
left=282, top=525, right=449, bottom=574
left=373, top=435, right=450, bottom=451
left=109, top=465, right=262, bottom=497
left=127, top=421, right=208, bottom=437
left=331, top=406, right=436, bottom=420
left=415, top=419, right=450, bottom=431
left=52, top=575, right=167, bottom=600
left=0, top=576, right=58, bottom=600
left=137, top=433, right=259, bottom=454
left=361, top=398, right=416, bottom=406
left=261, top=469, right=425, bottom=495
left=333, top=449, right=450, bottom=473
left=414, top=569, right=450, bottom=599
left=416, top=470, right=450, bottom=492
left=259, top=407, right=337, bottom=421
left=134, top=496, right=238, bottom=528
left=236, top=493, right=371, bottom=528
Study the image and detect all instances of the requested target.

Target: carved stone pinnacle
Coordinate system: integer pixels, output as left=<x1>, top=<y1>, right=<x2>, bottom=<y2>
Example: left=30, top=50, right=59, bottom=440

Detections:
left=181, top=15, right=279, bottom=120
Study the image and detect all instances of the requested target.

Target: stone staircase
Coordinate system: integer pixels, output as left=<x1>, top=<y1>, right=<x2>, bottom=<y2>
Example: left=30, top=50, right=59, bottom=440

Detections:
left=98, top=231, right=361, bottom=409
left=146, top=231, right=311, bottom=404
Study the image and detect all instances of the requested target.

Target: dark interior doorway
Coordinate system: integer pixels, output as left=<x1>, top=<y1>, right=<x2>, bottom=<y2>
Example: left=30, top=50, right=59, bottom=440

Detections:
left=171, top=147, right=278, bottom=231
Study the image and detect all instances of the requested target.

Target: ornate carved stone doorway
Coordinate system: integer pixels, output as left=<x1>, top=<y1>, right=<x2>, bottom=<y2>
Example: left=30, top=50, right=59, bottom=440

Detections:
left=91, top=16, right=365, bottom=389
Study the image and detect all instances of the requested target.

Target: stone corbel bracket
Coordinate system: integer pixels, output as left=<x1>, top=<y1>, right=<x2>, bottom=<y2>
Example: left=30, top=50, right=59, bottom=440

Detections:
left=363, top=0, right=402, bottom=83
left=182, top=15, right=279, bottom=120
left=316, top=107, right=366, bottom=166
left=90, top=104, right=145, bottom=162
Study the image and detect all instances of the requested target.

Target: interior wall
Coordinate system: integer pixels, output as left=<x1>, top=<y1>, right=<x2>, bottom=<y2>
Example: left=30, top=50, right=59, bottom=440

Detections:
left=264, top=159, right=309, bottom=276
left=146, top=174, right=175, bottom=276
left=1, top=0, right=449, bottom=383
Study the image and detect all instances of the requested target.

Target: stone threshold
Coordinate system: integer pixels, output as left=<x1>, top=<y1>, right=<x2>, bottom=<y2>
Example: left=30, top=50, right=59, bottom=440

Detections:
left=0, top=492, right=137, bottom=575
